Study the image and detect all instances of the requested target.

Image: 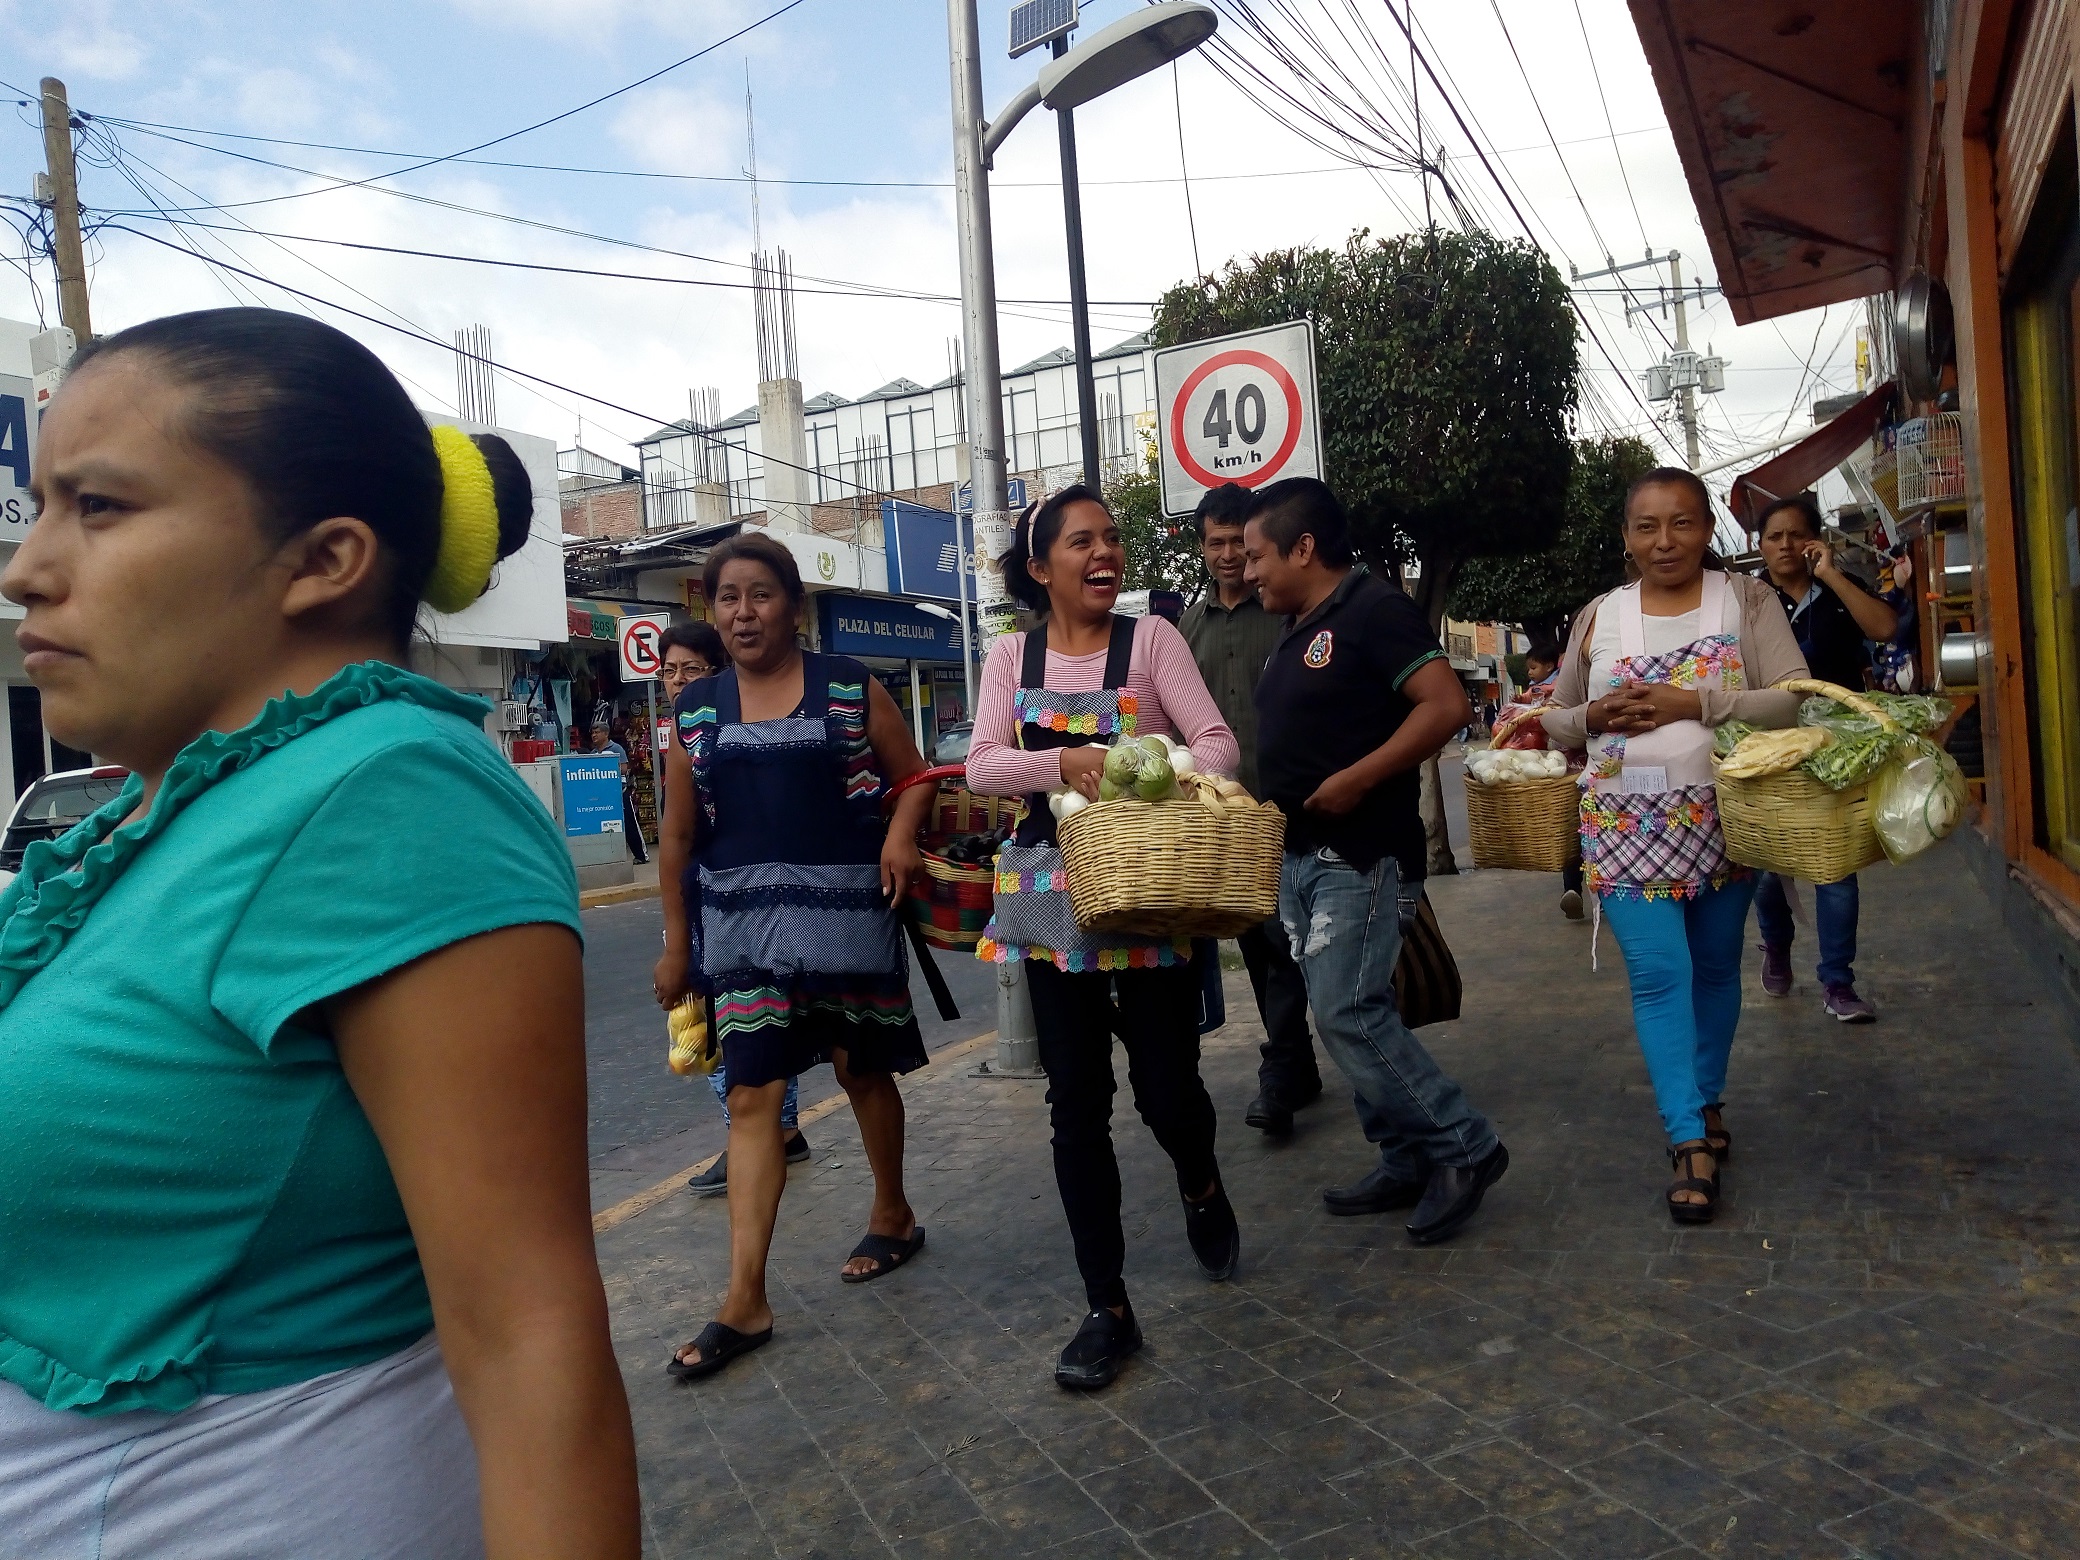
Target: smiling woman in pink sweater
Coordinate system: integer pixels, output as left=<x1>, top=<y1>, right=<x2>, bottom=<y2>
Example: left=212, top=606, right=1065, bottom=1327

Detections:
left=964, top=485, right=1239, bottom=1393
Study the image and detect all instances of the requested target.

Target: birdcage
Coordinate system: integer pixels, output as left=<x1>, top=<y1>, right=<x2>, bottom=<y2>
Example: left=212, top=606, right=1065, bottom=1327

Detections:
left=1896, top=414, right=1967, bottom=509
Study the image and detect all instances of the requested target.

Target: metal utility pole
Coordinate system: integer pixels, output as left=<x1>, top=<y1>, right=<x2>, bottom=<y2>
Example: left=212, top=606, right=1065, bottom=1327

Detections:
left=1668, top=252, right=1699, bottom=471
left=38, top=78, right=92, bottom=341
left=1052, top=36, right=1102, bottom=491
left=947, top=0, right=1039, bottom=1073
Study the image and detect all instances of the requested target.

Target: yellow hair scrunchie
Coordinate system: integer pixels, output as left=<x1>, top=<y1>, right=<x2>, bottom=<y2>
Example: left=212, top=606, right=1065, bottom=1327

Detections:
left=424, top=425, right=503, bottom=614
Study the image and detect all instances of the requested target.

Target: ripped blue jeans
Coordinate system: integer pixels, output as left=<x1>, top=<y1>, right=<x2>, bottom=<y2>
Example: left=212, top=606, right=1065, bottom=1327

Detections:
left=1280, top=848, right=1497, bottom=1182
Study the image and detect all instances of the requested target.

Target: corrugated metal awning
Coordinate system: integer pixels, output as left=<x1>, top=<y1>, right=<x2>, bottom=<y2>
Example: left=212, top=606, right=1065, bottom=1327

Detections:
left=1728, top=380, right=1895, bottom=528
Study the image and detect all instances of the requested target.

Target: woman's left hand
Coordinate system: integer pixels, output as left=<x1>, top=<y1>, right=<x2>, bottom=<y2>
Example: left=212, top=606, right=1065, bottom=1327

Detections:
left=881, top=832, right=921, bottom=903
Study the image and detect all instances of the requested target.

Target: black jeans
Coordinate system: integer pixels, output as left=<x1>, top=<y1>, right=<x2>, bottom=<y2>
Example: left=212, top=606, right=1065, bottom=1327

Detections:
left=621, top=785, right=650, bottom=864
left=1026, top=959, right=1221, bottom=1311
left=1236, top=916, right=1318, bottom=1097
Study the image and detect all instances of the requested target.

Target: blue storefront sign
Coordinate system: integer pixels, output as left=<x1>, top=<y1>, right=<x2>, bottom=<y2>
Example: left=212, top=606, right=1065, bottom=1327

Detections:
left=882, top=500, right=980, bottom=602
left=819, top=594, right=963, bottom=663
left=559, top=754, right=625, bottom=838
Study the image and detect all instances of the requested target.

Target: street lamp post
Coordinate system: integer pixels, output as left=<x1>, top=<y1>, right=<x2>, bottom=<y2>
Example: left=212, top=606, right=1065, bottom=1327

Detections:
left=1052, top=36, right=1102, bottom=491
left=945, top=0, right=1218, bottom=1077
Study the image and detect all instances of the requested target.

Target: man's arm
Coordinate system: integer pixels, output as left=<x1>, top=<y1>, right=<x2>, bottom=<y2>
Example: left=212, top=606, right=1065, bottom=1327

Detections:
left=1304, top=658, right=1470, bottom=816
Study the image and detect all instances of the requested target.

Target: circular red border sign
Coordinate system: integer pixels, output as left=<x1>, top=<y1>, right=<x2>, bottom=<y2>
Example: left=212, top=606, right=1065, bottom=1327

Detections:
left=622, top=620, right=662, bottom=676
left=1168, top=348, right=1305, bottom=490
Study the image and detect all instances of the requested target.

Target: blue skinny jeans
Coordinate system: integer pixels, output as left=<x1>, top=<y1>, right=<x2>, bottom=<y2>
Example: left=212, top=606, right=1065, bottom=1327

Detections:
left=1600, top=876, right=1759, bottom=1147
left=711, top=1064, right=800, bottom=1131
left=1754, top=872, right=1859, bottom=988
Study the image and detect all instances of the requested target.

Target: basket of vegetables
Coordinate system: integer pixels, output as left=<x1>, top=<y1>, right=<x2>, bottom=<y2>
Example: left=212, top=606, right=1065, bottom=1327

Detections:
left=1463, top=747, right=1580, bottom=873
left=1712, top=680, right=1962, bottom=881
left=888, top=765, right=1014, bottom=950
left=1054, top=735, right=1285, bottom=938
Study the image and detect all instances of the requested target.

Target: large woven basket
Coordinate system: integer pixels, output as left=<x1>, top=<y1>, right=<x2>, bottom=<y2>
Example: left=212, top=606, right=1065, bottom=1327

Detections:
left=1464, top=771, right=1581, bottom=872
left=909, top=848, right=996, bottom=949
left=1712, top=678, right=1891, bottom=883
left=1057, top=796, right=1285, bottom=938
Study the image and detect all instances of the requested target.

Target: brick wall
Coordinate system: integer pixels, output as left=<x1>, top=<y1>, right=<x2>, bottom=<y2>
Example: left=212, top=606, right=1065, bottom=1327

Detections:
left=561, top=480, right=642, bottom=540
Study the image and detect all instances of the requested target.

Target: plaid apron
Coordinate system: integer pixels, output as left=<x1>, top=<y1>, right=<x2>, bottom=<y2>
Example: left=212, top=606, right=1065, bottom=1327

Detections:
left=976, top=618, right=1192, bottom=972
left=1581, top=573, right=1746, bottom=901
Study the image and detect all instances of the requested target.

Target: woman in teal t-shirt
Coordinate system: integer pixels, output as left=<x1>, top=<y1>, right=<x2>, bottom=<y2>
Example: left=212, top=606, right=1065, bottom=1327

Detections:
left=0, top=310, right=639, bottom=1558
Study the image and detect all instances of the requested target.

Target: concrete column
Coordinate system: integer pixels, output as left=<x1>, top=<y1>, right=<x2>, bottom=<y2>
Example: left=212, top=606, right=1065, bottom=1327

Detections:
left=691, top=481, right=731, bottom=529
left=758, top=377, right=811, bottom=534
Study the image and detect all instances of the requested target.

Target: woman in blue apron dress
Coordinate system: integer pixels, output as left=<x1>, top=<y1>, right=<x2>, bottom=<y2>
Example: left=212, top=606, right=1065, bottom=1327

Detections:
left=966, top=486, right=1243, bottom=1391
left=653, top=534, right=938, bottom=1379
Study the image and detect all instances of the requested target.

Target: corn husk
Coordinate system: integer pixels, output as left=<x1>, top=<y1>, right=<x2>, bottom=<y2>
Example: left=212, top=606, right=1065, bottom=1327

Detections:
left=1718, top=726, right=1831, bottom=779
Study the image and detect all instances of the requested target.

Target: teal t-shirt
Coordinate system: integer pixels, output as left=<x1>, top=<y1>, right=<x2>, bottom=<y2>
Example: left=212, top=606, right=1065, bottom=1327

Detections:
left=0, top=662, right=581, bottom=1416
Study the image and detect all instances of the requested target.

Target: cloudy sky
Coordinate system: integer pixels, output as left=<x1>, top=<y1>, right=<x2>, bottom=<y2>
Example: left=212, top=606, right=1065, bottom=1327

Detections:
left=0, top=0, right=1868, bottom=482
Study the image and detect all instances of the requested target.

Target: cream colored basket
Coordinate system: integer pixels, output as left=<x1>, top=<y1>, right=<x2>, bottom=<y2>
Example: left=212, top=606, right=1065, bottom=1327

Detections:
left=1057, top=796, right=1285, bottom=938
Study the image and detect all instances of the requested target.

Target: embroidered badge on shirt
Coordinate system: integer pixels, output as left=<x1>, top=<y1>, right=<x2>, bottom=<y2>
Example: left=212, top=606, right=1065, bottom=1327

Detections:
left=1304, top=630, right=1333, bottom=669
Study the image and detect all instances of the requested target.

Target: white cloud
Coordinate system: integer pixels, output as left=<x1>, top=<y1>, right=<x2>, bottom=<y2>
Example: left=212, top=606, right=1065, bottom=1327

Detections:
left=42, top=0, right=146, bottom=80
left=610, top=85, right=742, bottom=179
left=443, top=0, right=757, bottom=45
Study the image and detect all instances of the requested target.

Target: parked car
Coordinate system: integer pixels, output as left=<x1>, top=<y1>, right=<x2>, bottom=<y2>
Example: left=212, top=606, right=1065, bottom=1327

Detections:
left=933, top=723, right=974, bottom=765
left=0, top=766, right=130, bottom=880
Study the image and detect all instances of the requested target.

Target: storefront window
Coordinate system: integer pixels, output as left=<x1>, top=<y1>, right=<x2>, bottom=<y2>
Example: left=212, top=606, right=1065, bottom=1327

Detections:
left=2005, top=128, right=2080, bottom=870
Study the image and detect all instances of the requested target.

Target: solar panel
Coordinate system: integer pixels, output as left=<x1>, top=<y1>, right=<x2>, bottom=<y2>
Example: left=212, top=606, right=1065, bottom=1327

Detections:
left=1009, top=0, right=1077, bottom=59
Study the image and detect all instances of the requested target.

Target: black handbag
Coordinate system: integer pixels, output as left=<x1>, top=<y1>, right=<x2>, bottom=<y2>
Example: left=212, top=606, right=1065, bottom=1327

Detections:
left=1392, top=891, right=1462, bottom=1029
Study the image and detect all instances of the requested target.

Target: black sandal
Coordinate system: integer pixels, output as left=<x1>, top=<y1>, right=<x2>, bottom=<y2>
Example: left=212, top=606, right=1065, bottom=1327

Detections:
left=666, top=1319, right=773, bottom=1380
left=1702, top=1103, right=1731, bottom=1160
left=1666, top=1141, right=1719, bottom=1225
left=840, top=1225, right=925, bottom=1285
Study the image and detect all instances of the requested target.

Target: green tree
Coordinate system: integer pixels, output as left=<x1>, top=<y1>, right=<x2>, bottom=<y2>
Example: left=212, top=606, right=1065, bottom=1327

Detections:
left=1449, top=434, right=1658, bottom=644
left=1151, top=228, right=1579, bottom=630
left=1106, top=436, right=1205, bottom=596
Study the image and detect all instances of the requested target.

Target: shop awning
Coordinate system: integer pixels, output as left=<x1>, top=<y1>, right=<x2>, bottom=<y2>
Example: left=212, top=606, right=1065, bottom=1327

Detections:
left=1626, top=1, right=1913, bottom=325
left=1729, top=380, right=1894, bottom=529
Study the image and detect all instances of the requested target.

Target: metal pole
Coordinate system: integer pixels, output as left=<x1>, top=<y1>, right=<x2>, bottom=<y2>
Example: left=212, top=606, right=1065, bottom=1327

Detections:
left=38, top=78, right=92, bottom=341
left=908, top=661, right=926, bottom=752
left=948, top=0, right=1038, bottom=1072
left=954, top=507, right=976, bottom=714
left=645, top=678, right=660, bottom=862
left=1053, top=37, right=1102, bottom=491
left=1671, top=251, right=1700, bottom=471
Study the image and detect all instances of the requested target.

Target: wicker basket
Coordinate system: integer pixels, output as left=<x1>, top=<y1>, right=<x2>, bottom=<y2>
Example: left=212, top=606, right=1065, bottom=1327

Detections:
left=1464, top=771, right=1581, bottom=872
left=1712, top=679, right=1893, bottom=883
left=1057, top=795, right=1285, bottom=938
left=909, top=848, right=997, bottom=949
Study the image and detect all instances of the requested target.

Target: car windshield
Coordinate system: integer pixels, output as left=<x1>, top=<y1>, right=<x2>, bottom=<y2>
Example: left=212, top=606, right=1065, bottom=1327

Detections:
left=16, top=775, right=128, bottom=827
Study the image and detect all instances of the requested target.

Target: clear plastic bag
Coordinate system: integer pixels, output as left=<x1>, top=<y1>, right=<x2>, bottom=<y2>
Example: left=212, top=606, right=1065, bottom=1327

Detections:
left=1869, top=736, right=1967, bottom=864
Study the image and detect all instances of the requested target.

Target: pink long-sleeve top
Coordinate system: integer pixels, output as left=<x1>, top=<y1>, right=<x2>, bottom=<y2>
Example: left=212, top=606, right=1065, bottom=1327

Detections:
left=966, top=614, right=1241, bottom=797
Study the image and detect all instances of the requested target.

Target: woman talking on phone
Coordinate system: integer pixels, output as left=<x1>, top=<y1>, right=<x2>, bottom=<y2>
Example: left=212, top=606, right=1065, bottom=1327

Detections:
left=1751, top=496, right=1902, bottom=1022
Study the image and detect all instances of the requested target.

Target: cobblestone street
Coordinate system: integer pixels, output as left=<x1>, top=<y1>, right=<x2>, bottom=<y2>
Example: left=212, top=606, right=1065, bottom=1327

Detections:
left=599, top=847, right=2080, bottom=1559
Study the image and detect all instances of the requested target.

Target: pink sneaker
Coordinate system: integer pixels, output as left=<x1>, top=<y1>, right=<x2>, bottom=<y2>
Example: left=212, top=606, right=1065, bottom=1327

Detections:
left=1824, top=984, right=1877, bottom=1023
left=1759, top=944, right=1792, bottom=998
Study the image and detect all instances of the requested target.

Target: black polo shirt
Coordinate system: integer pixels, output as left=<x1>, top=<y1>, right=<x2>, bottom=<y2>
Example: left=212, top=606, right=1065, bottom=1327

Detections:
left=1255, top=566, right=1445, bottom=878
left=1764, top=575, right=1871, bottom=690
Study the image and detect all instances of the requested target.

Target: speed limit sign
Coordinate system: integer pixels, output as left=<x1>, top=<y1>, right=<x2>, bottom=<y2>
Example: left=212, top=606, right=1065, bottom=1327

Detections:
left=1153, top=319, right=1323, bottom=517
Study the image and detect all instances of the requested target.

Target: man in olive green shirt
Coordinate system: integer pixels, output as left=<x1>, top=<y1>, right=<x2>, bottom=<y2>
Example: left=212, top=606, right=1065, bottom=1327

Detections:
left=1179, top=483, right=1322, bottom=1134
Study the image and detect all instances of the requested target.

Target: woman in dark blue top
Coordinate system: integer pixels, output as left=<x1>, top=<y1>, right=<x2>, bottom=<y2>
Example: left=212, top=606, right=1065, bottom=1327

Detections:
left=655, top=534, right=936, bottom=1379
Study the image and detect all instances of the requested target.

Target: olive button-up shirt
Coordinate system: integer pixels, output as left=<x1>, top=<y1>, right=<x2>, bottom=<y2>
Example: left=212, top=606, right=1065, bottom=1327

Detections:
left=1179, top=588, right=1283, bottom=797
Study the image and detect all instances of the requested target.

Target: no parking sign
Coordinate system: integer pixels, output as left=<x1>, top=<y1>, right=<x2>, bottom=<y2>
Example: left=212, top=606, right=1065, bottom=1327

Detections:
left=616, top=612, right=672, bottom=681
left=1153, top=320, right=1324, bottom=518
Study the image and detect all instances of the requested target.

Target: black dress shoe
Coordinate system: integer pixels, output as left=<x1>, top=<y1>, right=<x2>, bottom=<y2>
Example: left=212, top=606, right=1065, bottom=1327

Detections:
left=1290, top=1075, right=1324, bottom=1107
left=688, top=1153, right=728, bottom=1197
left=785, top=1130, right=812, bottom=1165
left=1055, top=1305, right=1143, bottom=1391
left=1245, top=1091, right=1295, bottom=1135
left=1183, top=1182, right=1240, bottom=1281
left=1406, top=1142, right=1509, bottom=1246
left=1322, top=1164, right=1425, bottom=1216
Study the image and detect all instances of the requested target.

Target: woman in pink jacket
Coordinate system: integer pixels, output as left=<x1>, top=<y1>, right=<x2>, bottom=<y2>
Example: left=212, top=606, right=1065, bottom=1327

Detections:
left=967, top=486, right=1240, bottom=1391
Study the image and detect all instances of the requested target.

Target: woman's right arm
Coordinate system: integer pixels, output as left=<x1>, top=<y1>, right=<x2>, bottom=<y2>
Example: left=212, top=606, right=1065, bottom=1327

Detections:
left=964, top=636, right=1067, bottom=797
left=653, top=736, right=697, bottom=1007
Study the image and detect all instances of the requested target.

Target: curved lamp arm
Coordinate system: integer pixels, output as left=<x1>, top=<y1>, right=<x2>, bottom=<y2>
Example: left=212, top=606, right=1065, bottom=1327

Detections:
left=981, top=80, right=1044, bottom=168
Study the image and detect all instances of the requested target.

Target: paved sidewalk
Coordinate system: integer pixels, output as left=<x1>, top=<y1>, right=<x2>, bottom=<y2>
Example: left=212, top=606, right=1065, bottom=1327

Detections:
left=600, top=847, right=2080, bottom=1559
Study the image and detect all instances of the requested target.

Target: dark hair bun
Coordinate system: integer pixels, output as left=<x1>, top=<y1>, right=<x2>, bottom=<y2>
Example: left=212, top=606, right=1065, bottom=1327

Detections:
left=468, top=432, right=534, bottom=564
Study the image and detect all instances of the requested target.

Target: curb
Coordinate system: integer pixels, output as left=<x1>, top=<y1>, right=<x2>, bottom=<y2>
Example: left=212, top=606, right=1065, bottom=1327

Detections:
left=581, top=882, right=661, bottom=910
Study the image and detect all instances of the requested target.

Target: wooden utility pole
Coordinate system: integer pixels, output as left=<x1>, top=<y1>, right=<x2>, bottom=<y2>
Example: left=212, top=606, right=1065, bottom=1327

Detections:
left=39, top=77, right=92, bottom=341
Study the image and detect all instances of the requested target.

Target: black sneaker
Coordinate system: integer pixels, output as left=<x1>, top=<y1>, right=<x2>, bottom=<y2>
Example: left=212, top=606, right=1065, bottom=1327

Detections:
left=687, top=1153, right=728, bottom=1198
left=1182, top=1182, right=1240, bottom=1281
left=785, top=1130, right=812, bottom=1164
left=1055, top=1305, right=1143, bottom=1391
left=1406, top=1142, right=1510, bottom=1246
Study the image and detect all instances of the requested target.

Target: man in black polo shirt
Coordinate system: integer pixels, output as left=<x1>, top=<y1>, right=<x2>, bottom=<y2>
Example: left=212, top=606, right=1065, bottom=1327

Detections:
left=1180, top=483, right=1322, bottom=1136
left=1245, top=477, right=1507, bottom=1245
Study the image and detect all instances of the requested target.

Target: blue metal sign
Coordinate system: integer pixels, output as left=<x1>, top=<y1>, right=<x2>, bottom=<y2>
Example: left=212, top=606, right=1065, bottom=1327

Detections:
left=819, top=594, right=964, bottom=664
left=559, top=754, right=624, bottom=838
left=953, top=477, right=1028, bottom=514
left=882, top=500, right=979, bottom=601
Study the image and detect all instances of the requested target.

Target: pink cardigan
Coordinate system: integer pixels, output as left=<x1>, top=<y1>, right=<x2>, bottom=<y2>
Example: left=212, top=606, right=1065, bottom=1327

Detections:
left=966, top=615, right=1240, bottom=796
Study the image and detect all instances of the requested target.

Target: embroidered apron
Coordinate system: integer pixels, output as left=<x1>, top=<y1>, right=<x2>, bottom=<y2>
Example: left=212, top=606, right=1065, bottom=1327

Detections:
left=976, top=617, right=1192, bottom=972
left=1581, top=573, right=1746, bottom=901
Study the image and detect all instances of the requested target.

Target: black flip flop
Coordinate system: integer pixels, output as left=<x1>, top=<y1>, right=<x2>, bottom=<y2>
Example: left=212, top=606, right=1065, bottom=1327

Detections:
left=665, top=1319, right=773, bottom=1380
left=840, top=1225, right=926, bottom=1285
